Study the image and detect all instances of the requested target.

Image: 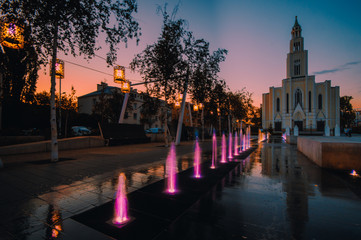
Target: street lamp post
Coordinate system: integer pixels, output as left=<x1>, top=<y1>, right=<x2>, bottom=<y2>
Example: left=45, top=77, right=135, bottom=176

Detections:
left=54, top=59, right=64, bottom=137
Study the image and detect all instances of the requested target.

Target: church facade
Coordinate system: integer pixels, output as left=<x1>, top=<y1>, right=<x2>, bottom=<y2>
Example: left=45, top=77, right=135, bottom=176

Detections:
left=262, top=17, right=340, bottom=133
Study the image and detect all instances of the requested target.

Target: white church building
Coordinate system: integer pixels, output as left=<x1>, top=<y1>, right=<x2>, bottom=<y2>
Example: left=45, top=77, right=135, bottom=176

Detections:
left=262, top=17, right=340, bottom=133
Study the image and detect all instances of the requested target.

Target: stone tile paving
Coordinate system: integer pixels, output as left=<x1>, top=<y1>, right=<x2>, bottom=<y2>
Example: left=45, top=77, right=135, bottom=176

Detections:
left=0, top=140, right=212, bottom=239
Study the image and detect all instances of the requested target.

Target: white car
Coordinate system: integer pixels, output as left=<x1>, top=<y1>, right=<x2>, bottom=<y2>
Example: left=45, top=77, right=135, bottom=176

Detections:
left=72, top=126, right=91, bottom=136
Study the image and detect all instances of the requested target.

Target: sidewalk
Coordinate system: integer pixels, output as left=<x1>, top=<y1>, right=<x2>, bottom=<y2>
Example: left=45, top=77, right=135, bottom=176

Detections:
left=0, top=140, right=212, bottom=239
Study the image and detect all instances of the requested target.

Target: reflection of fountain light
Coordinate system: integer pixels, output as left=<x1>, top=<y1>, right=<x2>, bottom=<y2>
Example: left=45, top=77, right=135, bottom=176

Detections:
left=166, top=143, right=177, bottom=194
left=228, top=132, right=233, bottom=159
left=194, top=137, right=202, bottom=177
left=113, top=173, right=129, bottom=225
left=234, top=132, right=239, bottom=156
left=350, top=170, right=359, bottom=177
left=221, top=132, right=227, bottom=163
left=211, top=131, right=217, bottom=169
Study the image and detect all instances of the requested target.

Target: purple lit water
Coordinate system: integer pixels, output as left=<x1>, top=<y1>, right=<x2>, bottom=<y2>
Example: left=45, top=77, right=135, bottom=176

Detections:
left=113, top=173, right=129, bottom=225
left=234, top=132, right=239, bottom=156
left=221, top=133, right=227, bottom=163
left=239, top=129, right=243, bottom=154
left=194, top=137, right=202, bottom=177
left=228, top=132, right=233, bottom=159
left=211, top=131, right=217, bottom=169
left=166, top=142, right=177, bottom=194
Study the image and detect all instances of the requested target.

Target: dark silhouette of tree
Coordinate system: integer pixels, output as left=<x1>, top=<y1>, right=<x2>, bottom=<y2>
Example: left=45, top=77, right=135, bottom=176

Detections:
left=140, top=92, right=161, bottom=128
left=0, top=45, right=39, bottom=104
left=130, top=4, right=227, bottom=143
left=92, top=88, right=134, bottom=124
left=340, top=95, right=355, bottom=128
left=1, top=0, right=140, bottom=161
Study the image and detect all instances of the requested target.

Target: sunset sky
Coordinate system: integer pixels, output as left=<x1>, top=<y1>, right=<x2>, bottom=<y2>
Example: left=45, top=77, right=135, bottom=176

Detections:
left=36, top=0, right=361, bottom=108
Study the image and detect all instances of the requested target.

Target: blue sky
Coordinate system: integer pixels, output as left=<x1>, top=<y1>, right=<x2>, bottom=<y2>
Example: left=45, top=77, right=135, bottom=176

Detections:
left=38, top=0, right=361, bottom=107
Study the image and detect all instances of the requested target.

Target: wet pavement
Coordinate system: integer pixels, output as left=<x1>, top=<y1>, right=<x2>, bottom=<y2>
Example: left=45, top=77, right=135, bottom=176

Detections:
left=158, top=137, right=361, bottom=240
left=0, top=141, right=213, bottom=239
left=1, top=137, right=361, bottom=239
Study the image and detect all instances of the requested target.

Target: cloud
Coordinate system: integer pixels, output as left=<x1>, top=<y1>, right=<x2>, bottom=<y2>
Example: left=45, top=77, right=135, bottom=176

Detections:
left=313, top=60, right=361, bottom=75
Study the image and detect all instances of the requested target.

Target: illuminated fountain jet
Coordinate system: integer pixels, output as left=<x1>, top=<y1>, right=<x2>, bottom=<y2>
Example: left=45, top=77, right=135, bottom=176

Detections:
left=211, top=130, right=217, bottom=169
left=194, top=137, right=202, bottom=177
left=220, top=132, right=227, bottom=163
left=228, top=132, right=233, bottom=159
left=234, top=131, right=239, bottom=156
left=166, top=142, right=177, bottom=194
left=113, top=173, right=129, bottom=226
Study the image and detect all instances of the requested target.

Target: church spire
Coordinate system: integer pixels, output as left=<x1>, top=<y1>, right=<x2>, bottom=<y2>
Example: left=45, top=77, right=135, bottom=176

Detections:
left=291, top=16, right=302, bottom=39
left=287, top=16, right=308, bottom=78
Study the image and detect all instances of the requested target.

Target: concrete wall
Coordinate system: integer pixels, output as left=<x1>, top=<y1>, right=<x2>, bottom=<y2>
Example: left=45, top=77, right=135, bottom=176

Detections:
left=297, top=137, right=361, bottom=171
left=0, top=136, right=105, bottom=156
left=286, top=135, right=298, bottom=145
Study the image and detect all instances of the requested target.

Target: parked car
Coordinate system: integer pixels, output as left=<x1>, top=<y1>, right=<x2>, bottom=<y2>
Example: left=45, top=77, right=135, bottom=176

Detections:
left=72, top=126, right=91, bottom=136
left=145, top=128, right=164, bottom=134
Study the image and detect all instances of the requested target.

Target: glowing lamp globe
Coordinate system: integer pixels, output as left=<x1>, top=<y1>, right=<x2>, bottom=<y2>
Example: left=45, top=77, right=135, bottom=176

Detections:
left=55, top=59, right=64, bottom=78
left=198, top=103, right=203, bottom=110
left=178, top=93, right=183, bottom=102
left=114, top=66, right=125, bottom=84
left=193, top=104, right=199, bottom=112
left=175, top=101, right=180, bottom=109
left=122, top=81, right=131, bottom=93
left=0, top=19, right=24, bottom=49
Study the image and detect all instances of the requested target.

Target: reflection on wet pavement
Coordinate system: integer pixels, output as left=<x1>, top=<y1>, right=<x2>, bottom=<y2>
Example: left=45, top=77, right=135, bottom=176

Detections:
left=1, top=137, right=361, bottom=239
left=158, top=137, right=361, bottom=240
left=0, top=148, right=201, bottom=239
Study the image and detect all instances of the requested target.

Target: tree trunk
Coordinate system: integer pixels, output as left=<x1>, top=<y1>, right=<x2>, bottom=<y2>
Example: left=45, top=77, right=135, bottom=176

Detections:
left=50, top=22, right=59, bottom=162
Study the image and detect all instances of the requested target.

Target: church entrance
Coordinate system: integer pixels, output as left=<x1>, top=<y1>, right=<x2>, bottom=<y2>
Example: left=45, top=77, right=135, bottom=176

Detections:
left=275, top=122, right=282, bottom=131
left=317, top=121, right=325, bottom=131
left=294, top=121, right=303, bottom=131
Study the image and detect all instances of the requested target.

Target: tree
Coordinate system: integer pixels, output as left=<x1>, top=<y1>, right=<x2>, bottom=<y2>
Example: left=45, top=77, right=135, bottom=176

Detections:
left=1, top=0, right=140, bottom=161
left=131, top=5, right=226, bottom=143
left=92, top=88, right=134, bottom=124
left=0, top=45, right=40, bottom=104
left=140, top=92, right=161, bottom=128
left=340, top=95, right=355, bottom=128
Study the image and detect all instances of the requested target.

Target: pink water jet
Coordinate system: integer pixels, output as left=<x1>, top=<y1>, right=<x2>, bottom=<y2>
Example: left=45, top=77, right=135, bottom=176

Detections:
left=228, top=132, right=233, bottom=159
left=234, top=132, right=239, bottom=156
left=194, top=137, right=202, bottom=177
left=239, top=129, right=243, bottom=154
left=211, top=131, right=217, bottom=169
left=113, top=173, right=129, bottom=225
left=242, top=133, right=246, bottom=151
left=166, top=142, right=177, bottom=194
left=220, top=132, right=227, bottom=163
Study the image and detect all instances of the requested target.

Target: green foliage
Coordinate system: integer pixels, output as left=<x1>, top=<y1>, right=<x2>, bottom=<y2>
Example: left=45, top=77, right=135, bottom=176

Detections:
left=140, top=92, right=161, bottom=127
left=340, top=95, right=355, bottom=128
left=0, top=45, right=40, bottom=104
left=33, top=87, right=77, bottom=112
left=130, top=5, right=227, bottom=104
left=1, top=0, right=141, bottom=64
left=92, top=88, right=134, bottom=124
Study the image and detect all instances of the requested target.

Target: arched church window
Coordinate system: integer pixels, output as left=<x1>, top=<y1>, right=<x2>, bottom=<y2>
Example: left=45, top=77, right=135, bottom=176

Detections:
left=308, top=91, right=312, bottom=112
left=295, top=89, right=302, bottom=108
left=276, top=98, right=280, bottom=112
left=286, top=93, right=289, bottom=113
left=318, top=94, right=322, bottom=110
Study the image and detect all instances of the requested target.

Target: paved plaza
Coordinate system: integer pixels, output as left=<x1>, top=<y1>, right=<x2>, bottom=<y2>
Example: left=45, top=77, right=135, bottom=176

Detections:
left=0, top=137, right=361, bottom=239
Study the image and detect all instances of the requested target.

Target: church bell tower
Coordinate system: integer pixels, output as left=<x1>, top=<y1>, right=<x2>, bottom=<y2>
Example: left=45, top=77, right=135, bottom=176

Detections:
left=286, top=16, right=308, bottom=78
